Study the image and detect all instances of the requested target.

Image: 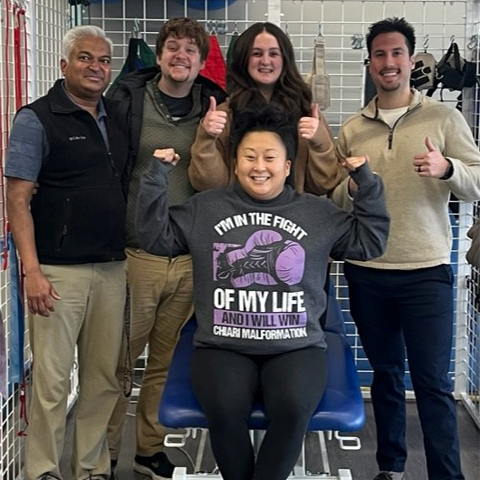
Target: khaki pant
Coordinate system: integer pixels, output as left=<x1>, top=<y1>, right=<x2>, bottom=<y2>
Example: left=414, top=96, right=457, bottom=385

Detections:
left=25, top=262, right=127, bottom=480
left=107, top=248, right=194, bottom=459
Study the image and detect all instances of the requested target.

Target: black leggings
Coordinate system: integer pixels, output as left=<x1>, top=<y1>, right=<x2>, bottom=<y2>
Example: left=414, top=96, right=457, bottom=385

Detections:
left=191, top=346, right=327, bottom=480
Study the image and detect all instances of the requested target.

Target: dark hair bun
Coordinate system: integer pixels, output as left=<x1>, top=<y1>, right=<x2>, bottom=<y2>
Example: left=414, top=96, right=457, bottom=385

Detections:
left=232, top=104, right=298, bottom=161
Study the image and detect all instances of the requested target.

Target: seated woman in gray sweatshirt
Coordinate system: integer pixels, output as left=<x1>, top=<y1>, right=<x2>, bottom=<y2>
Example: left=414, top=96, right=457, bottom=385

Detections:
left=136, top=104, right=389, bottom=480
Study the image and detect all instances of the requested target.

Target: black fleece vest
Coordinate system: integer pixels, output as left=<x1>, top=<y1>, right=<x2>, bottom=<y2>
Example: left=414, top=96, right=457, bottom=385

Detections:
left=26, top=80, right=128, bottom=264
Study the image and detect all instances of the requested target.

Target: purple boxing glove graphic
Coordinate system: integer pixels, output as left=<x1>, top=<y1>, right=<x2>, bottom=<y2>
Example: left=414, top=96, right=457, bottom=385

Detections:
left=216, top=230, right=306, bottom=288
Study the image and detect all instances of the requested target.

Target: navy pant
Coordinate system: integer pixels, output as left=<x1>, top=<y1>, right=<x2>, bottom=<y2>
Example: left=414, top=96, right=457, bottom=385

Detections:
left=344, top=263, right=464, bottom=480
left=192, top=346, right=327, bottom=480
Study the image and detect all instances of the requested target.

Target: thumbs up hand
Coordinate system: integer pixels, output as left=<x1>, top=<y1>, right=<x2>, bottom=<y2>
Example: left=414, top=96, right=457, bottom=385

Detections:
left=413, top=137, right=451, bottom=178
left=202, top=96, right=228, bottom=137
left=425, top=136, right=436, bottom=153
left=298, top=103, right=320, bottom=140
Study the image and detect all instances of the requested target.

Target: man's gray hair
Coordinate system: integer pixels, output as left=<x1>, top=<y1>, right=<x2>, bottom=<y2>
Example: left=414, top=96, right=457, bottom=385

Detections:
left=62, top=25, right=113, bottom=61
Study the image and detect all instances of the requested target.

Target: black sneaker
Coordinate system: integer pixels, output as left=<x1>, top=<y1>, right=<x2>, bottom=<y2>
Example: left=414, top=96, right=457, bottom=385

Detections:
left=373, top=472, right=405, bottom=480
left=110, top=460, right=117, bottom=480
left=373, top=474, right=393, bottom=480
left=133, top=452, right=175, bottom=480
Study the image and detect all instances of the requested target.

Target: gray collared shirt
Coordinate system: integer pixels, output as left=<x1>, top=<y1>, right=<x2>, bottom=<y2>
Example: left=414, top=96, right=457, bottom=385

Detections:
left=5, top=87, right=109, bottom=182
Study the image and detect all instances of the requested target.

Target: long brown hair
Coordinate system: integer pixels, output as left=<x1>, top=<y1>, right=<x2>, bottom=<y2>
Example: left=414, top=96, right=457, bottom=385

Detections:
left=228, top=22, right=311, bottom=118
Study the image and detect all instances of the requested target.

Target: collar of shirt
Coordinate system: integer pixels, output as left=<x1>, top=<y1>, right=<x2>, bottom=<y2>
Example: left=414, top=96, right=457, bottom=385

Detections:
left=60, top=80, right=108, bottom=120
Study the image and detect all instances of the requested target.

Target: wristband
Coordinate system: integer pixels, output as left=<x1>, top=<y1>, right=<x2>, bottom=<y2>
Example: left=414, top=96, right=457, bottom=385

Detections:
left=440, top=160, right=453, bottom=180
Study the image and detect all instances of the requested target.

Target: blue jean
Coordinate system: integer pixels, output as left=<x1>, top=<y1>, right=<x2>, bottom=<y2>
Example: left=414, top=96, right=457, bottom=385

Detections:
left=344, top=263, right=464, bottom=480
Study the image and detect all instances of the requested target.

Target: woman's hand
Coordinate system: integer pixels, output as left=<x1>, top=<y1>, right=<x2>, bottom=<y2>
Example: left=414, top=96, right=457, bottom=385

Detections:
left=202, top=96, right=228, bottom=137
left=298, top=103, right=320, bottom=140
left=154, top=148, right=180, bottom=165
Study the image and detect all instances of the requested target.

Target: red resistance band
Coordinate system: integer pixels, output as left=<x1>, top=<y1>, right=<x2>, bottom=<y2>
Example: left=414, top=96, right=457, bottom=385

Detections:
left=4, top=1, right=30, bottom=437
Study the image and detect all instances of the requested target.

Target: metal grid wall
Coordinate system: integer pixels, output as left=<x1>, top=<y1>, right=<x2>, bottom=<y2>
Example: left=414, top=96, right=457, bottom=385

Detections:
left=283, top=0, right=479, bottom=426
left=458, top=0, right=480, bottom=426
left=1, top=2, right=27, bottom=478
left=90, top=0, right=470, bottom=133
left=461, top=193, right=480, bottom=427
left=463, top=205, right=480, bottom=426
left=0, top=3, right=478, bottom=478
left=0, top=1, right=68, bottom=479
left=282, top=0, right=468, bottom=134
left=88, top=0, right=479, bottom=422
left=30, top=0, right=68, bottom=98
left=277, top=0, right=470, bottom=394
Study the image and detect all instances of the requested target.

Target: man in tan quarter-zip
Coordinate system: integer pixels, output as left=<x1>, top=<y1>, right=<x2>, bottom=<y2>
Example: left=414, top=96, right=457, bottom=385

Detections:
left=332, top=16, right=480, bottom=480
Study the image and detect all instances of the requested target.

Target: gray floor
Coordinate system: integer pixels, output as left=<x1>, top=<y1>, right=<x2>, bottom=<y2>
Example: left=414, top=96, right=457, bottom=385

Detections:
left=61, top=399, right=480, bottom=480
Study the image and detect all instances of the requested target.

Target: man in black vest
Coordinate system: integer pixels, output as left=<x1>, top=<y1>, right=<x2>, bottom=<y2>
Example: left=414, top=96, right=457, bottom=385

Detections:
left=6, top=26, right=128, bottom=480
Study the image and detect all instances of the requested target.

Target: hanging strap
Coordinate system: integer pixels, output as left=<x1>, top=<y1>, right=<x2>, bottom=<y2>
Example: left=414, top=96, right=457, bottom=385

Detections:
left=0, top=296, right=7, bottom=398
left=8, top=232, right=29, bottom=435
left=312, top=35, right=327, bottom=77
left=7, top=3, right=30, bottom=434
left=14, top=5, right=27, bottom=110
left=17, top=371, right=29, bottom=436
left=441, top=42, right=463, bottom=71
left=308, top=34, right=331, bottom=110
left=1, top=1, right=12, bottom=270
left=0, top=2, right=9, bottom=401
left=8, top=233, right=25, bottom=386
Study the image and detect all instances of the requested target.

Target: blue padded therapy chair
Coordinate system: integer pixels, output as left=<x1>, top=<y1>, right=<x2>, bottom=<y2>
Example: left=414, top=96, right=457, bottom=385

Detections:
left=159, top=284, right=365, bottom=479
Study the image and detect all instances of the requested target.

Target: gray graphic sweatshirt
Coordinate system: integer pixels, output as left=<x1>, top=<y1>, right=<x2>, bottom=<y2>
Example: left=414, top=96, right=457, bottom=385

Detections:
left=137, top=161, right=389, bottom=354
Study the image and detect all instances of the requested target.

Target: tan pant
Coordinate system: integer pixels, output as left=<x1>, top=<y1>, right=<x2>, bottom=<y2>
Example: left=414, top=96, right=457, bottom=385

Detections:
left=25, top=262, right=127, bottom=480
left=107, top=248, right=194, bottom=459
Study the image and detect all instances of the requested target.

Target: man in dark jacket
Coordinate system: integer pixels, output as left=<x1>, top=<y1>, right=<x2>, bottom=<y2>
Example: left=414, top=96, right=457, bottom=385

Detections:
left=6, top=26, right=128, bottom=480
left=106, top=17, right=226, bottom=480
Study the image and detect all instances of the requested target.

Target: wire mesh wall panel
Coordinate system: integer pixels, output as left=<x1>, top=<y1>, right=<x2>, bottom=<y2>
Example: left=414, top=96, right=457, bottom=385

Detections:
left=88, top=0, right=269, bottom=83
left=463, top=219, right=480, bottom=427
left=285, top=1, right=479, bottom=425
left=0, top=0, right=476, bottom=476
left=88, top=0, right=479, bottom=409
left=458, top=0, right=480, bottom=428
left=282, top=0, right=470, bottom=136
left=0, top=1, right=67, bottom=479
left=89, top=0, right=471, bottom=133
left=280, top=0, right=472, bottom=397
left=30, top=0, right=68, bottom=98
left=1, top=2, right=29, bottom=478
